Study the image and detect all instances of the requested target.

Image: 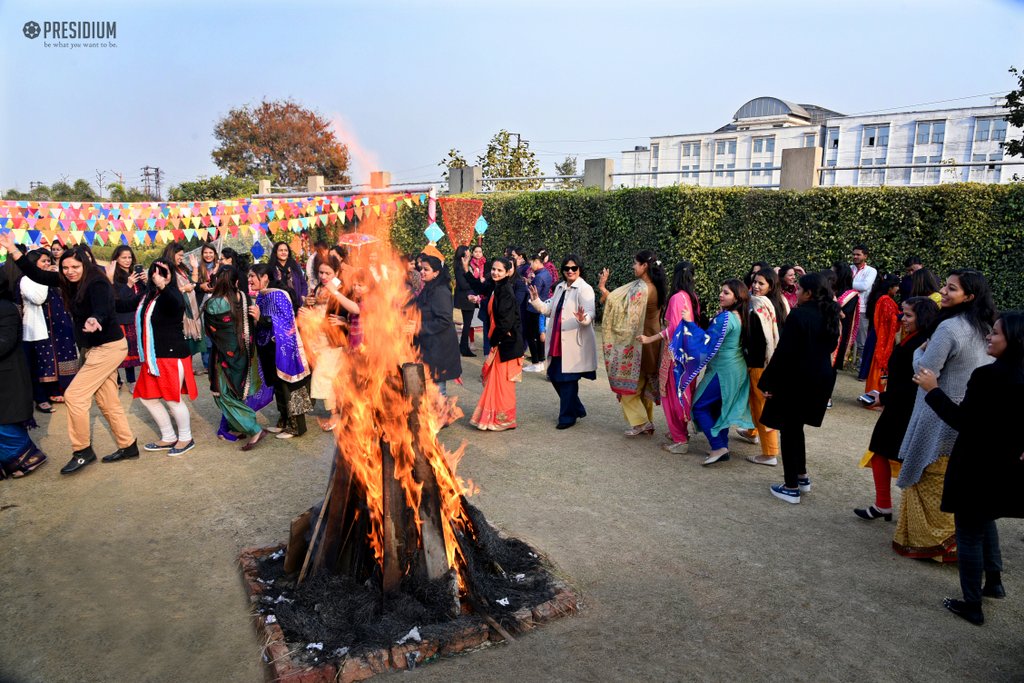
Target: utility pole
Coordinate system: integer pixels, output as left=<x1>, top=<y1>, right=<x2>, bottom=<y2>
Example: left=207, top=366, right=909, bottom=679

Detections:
left=140, top=166, right=154, bottom=198
left=29, top=181, right=43, bottom=191
left=94, top=170, right=107, bottom=200
left=154, top=167, right=164, bottom=200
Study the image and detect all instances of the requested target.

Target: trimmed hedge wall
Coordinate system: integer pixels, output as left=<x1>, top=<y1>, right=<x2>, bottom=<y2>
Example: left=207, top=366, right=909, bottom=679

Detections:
left=390, top=184, right=1024, bottom=310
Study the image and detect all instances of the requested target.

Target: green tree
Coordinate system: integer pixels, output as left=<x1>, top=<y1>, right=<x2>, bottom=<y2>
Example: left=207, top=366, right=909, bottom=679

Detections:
left=477, top=130, right=541, bottom=191
left=438, top=148, right=467, bottom=182
left=169, top=175, right=258, bottom=201
left=3, top=178, right=99, bottom=201
left=1004, top=66, right=1024, bottom=160
left=211, top=99, right=351, bottom=187
left=107, top=183, right=155, bottom=202
left=554, top=156, right=582, bottom=189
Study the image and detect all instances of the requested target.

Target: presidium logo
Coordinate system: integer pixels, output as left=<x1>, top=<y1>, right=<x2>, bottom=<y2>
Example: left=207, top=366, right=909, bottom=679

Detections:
left=22, top=20, right=118, bottom=48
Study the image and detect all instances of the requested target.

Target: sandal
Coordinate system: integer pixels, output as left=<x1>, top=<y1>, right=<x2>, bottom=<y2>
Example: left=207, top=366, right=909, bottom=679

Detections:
left=2, top=447, right=48, bottom=479
left=35, top=402, right=55, bottom=414
left=49, top=396, right=65, bottom=404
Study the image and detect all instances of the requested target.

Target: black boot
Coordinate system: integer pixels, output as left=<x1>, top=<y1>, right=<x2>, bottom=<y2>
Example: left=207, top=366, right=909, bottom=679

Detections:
left=61, top=446, right=97, bottom=475
left=943, top=598, right=984, bottom=625
left=983, top=571, right=1006, bottom=599
left=102, top=440, right=140, bottom=463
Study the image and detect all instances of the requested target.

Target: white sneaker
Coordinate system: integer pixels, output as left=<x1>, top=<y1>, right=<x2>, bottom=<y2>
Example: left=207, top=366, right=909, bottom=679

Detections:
left=275, top=431, right=296, bottom=440
left=523, top=362, right=545, bottom=373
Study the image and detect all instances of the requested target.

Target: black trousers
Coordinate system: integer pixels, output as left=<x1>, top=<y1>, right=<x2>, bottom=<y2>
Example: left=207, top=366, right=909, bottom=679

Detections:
left=257, top=342, right=307, bottom=436
left=525, top=311, right=545, bottom=363
left=459, top=308, right=476, bottom=351
left=780, top=421, right=806, bottom=489
left=955, top=514, right=1002, bottom=603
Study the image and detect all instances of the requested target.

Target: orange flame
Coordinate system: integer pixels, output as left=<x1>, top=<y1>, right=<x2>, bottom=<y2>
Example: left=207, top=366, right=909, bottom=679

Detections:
left=298, top=247, right=475, bottom=583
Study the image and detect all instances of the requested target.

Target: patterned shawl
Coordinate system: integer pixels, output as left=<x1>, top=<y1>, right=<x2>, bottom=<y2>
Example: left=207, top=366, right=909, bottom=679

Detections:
left=836, top=288, right=861, bottom=363
left=749, top=295, right=780, bottom=365
left=256, top=288, right=310, bottom=383
left=601, top=279, right=649, bottom=395
left=671, top=311, right=731, bottom=398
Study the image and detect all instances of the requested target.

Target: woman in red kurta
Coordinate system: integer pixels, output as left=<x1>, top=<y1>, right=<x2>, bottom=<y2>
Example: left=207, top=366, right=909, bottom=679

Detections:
left=864, top=276, right=901, bottom=397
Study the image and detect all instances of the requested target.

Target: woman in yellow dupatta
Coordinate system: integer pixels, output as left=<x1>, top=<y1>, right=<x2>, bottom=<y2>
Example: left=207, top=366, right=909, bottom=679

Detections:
left=470, top=257, right=524, bottom=431
left=598, top=250, right=666, bottom=437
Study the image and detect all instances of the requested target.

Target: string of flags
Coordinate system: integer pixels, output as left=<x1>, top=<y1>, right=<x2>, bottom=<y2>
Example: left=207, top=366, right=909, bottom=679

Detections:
left=0, top=192, right=427, bottom=249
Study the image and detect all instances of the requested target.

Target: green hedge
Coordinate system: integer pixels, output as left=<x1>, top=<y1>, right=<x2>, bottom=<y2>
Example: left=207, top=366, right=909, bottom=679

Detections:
left=390, top=184, right=1024, bottom=310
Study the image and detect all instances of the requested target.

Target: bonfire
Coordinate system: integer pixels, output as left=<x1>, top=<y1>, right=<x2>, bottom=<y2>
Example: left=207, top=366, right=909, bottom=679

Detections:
left=240, top=248, right=578, bottom=681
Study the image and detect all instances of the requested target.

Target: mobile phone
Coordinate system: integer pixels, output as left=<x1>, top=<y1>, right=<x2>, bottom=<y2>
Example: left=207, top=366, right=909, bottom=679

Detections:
left=331, top=277, right=342, bottom=288
left=134, top=265, right=144, bottom=275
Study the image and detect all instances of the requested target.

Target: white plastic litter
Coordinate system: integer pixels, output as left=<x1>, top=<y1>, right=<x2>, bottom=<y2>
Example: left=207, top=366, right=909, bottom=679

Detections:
left=333, top=647, right=349, bottom=658
left=513, top=573, right=526, bottom=582
left=396, top=627, right=422, bottom=644
left=269, top=549, right=285, bottom=560
left=265, top=615, right=277, bottom=624
left=306, top=642, right=323, bottom=651
left=496, top=597, right=510, bottom=606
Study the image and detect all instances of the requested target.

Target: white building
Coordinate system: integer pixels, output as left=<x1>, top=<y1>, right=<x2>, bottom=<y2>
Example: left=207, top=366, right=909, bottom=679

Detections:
left=619, top=96, right=1022, bottom=188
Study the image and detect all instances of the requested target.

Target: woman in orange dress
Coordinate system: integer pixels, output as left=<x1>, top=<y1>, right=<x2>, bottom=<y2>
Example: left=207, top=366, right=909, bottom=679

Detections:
left=859, top=274, right=901, bottom=406
left=470, top=257, right=524, bottom=431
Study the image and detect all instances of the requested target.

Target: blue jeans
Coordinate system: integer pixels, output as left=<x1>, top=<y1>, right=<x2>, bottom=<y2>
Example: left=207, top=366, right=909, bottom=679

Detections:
left=692, top=375, right=729, bottom=450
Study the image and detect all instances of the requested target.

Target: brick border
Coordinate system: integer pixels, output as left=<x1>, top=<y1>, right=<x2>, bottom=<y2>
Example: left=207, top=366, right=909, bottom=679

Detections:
left=239, top=545, right=580, bottom=683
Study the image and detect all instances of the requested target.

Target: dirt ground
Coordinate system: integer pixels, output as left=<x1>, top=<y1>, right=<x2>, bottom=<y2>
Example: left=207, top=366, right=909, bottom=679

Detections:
left=1, top=354, right=1022, bottom=683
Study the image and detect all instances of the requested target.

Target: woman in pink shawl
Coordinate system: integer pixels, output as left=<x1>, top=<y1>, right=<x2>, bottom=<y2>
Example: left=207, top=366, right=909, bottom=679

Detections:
left=636, top=261, right=701, bottom=453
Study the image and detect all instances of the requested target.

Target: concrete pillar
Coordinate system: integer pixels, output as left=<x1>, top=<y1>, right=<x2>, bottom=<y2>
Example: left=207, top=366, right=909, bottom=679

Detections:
left=448, top=166, right=481, bottom=194
left=307, top=175, right=325, bottom=194
left=257, top=179, right=272, bottom=195
left=370, top=171, right=391, bottom=189
left=583, top=158, right=614, bottom=191
left=779, top=147, right=821, bottom=191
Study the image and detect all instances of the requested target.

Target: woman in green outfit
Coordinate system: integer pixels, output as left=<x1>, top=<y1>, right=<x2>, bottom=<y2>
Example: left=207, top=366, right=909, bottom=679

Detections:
left=203, top=266, right=267, bottom=451
left=686, top=279, right=754, bottom=465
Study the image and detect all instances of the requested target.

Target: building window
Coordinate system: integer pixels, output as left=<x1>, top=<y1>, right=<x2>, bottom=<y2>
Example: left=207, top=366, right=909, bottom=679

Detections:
left=993, top=119, right=1008, bottom=141
left=915, top=122, right=930, bottom=145
left=863, top=124, right=889, bottom=148
left=752, top=162, right=762, bottom=176
left=715, top=163, right=724, bottom=177
left=728, top=140, right=737, bottom=154
left=727, top=163, right=735, bottom=178
left=753, top=138, right=763, bottom=153
left=716, top=141, right=726, bottom=155
left=827, top=128, right=839, bottom=150
left=974, top=118, right=1006, bottom=142
left=803, top=132, right=816, bottom=147
left=765, top=138, right=775, bottom=154
left=651, top=143, right=660, bottom=161
left=917, top=121, right=946, bottom=145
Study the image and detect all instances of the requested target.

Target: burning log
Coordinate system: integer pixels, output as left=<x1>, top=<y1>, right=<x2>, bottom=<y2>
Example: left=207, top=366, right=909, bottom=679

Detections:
left=295, top=362, right=459, bottom=617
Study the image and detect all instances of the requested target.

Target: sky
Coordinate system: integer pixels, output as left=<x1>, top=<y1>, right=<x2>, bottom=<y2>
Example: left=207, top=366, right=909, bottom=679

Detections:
left=2, top=0, right=1023, bottom=195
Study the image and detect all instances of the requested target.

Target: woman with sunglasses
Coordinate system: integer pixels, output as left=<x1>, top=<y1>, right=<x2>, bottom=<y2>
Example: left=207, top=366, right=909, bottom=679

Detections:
left=528, top=255, right=597, bottom=429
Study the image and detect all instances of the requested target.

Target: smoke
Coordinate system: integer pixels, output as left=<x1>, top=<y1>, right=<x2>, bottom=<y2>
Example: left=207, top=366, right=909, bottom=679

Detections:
left=329, top=114, right=380, bottom=186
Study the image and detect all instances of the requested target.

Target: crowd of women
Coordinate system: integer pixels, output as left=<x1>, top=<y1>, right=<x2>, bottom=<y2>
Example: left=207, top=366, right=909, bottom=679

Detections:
left=0, top=232, right=1020, bottom=628
left=447, top=242, right=1022, bottom=628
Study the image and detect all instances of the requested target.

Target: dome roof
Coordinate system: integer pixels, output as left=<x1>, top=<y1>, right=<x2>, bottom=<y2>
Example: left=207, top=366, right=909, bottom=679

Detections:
left=734, top=97, right=810, bottom=121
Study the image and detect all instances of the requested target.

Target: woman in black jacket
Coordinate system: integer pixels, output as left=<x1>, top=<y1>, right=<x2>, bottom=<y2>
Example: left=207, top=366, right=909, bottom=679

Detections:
left=132, top=259, right=199, bottom=456
left=0, top=264, right=47, bottom=479
left=107, top=245, right=145, bottom=388
left=414, top=255, right=462, bottom=397
left=1, top=233, right=138, bottom=474
left=913, top=311, right=1024, bottom=626
left=759, top=272, right=841, bottom=504
left=470, top=257, right=525, bottom=431
left=453, top=245, right=480, bottom=357
left=854, top=296, right=939, bottom=521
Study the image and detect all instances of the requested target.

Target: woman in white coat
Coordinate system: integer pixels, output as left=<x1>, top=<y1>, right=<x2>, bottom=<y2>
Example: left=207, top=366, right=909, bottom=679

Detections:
left=528, top=254, right=598, bottom=429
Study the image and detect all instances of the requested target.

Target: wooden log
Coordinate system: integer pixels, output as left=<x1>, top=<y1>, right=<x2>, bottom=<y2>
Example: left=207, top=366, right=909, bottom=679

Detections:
left=283, top=510, right=312, bottom=574
left=381, top=438, right=406, bottom=594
